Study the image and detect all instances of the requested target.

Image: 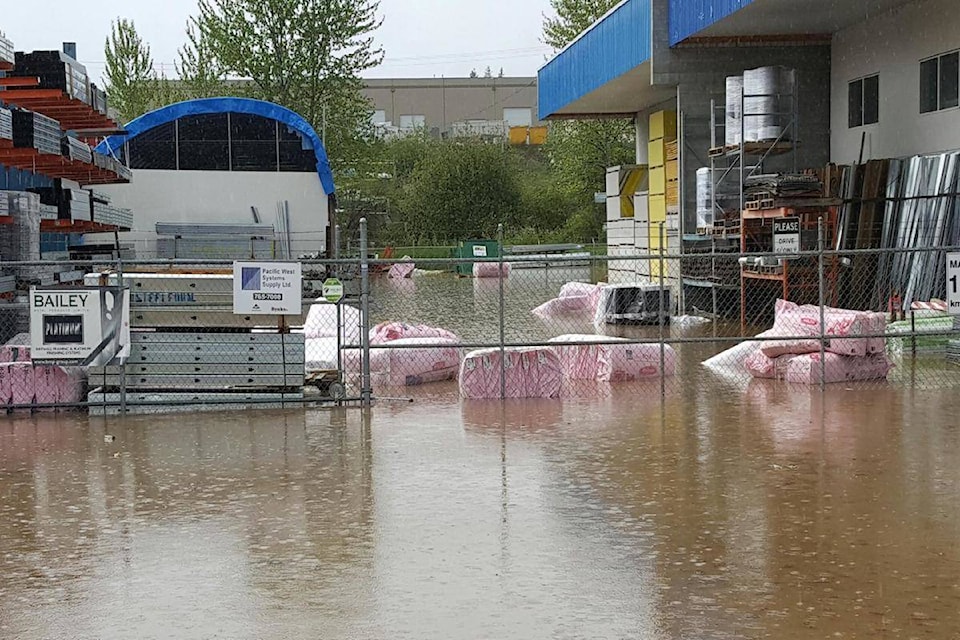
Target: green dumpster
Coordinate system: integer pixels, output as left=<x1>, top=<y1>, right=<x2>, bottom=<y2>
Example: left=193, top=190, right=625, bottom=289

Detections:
left=453, top=240, right=500, bottom=276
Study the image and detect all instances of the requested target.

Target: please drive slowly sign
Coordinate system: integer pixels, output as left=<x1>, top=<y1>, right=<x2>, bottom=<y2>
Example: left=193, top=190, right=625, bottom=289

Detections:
left=773, top=217, right=801, bottom=255
left=233, top=262, right=302, bottom=315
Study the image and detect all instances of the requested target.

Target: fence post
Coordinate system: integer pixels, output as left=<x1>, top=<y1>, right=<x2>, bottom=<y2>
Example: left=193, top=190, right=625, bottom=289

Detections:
left=498, top=223, right=506, bottom=400
left=817, top=217, right=826, bottom=391
left=659, top=222, right=666, bottom=401
left=118, top=257, right=127, bottom=416
left=359, top=218, right=372, bottom=406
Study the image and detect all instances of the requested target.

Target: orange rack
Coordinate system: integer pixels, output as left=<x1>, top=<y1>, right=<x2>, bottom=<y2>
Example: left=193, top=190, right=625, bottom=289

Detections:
left=0, top=76, right=122, bottom=139
left=0, top=147, right=130, bottom=185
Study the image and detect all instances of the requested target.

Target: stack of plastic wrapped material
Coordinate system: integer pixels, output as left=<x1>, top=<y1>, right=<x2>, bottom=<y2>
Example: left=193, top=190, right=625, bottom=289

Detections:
left=459, top=347, right=562, bottom=399
left=388, top=261, right=415, bottom=279
left=473, top=262, right=511, bottom=278
left=343, top=322, right=462, bottom=388
left=0, top=335, right=85, bottom=409
left=548, top=335, right=676, bottom=382
left=302, top=302, right=362, bottom=372
left=744, top=300, right=893, bottom=384
left=532, top=282, right=604, bottom=319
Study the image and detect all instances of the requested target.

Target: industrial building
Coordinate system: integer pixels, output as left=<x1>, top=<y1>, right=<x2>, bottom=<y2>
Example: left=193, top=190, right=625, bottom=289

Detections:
left=538, top=0, right=960, bottom=318
left=363, top=76, right=545, bottom=142
left=94, top=97, right=335, bottom=259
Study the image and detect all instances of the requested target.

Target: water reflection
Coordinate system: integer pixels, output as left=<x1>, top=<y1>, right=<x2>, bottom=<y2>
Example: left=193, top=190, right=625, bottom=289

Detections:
left=1, top=382, right=960, bottom=638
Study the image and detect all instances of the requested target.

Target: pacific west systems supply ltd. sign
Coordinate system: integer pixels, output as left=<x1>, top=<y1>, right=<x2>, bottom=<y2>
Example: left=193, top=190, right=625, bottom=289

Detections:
left=30, top=288, right=131, bottom=365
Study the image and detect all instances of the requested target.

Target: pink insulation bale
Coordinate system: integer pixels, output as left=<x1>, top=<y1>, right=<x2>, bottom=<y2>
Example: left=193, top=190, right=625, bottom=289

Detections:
left=370, top=322, right=459, bottom=345
left=472, top=262, right=512, bottom=279
left=33, top=365, right=60, bottom=408
left=532, top=295, right=594, bottom=318
left=388, top=262, right=415, bottom=279
left=765, top=299, right=880, bottom=358
left=459, top=347, right=562, bottom=399
left=0, top=363, right=13, bottom=405
left=783, top=352, right=893, bottom=385
left=7, top=363, right=35, bottom=407
left=745, top=350, right=797, bottom=379
left=370, top=338, right=461, bottom=387
left=548, top=335, right=676, bottom=381
left=0, top=344, right=31, bottom=363
left=55, top=367, right=85, bottom=405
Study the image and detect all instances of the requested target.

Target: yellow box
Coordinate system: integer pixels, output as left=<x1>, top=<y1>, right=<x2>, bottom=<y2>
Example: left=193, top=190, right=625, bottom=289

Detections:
left=648, top=194, right=666, bottom=223
left=528, top=126, right=548, bottom=145
left=650, top=110, right=677, bottom=141
left=508, top=126, right=528, bottom=145
left=649, top=166, right=666, bottom=195
left=648, top=140, right=665, bottom=167
left=666, top=160, right=679, bottom=181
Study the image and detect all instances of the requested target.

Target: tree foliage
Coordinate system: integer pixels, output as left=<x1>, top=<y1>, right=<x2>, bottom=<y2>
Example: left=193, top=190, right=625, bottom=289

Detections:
left=103, top=19, right=157, bottom=123
left=176, top=21, right=227, bottom=100
left=543, top=0, right=620, bottom=50
left=189, top=0, right=384, bottom=160
left=396, top=141, right=522, bottom=244
left=542, top=0, right=635, bottom=241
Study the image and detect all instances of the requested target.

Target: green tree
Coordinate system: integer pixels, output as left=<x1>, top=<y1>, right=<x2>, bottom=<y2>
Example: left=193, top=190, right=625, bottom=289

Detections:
left=176, top=21, right=227, bottom=99
left=542, top=0, right=635, bottom=240
left=104, top=19, right=157, bottom=122
left=189, top=0, right=384, bottom=160
left=398, top=142, right=522, bottom=244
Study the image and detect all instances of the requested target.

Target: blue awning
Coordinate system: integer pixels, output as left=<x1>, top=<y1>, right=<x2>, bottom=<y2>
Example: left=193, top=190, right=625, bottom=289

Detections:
left=538, top=0, right=652, bottom=119
left=95, top=97, right=336, bottom=195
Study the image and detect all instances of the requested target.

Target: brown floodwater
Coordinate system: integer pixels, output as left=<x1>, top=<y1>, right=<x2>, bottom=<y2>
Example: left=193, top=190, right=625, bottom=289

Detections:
left=2, top=377, right=960, bottom=639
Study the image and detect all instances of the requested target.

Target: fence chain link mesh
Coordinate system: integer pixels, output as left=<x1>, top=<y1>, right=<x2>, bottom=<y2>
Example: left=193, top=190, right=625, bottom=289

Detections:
left=0, top=244, right=958, bottom=413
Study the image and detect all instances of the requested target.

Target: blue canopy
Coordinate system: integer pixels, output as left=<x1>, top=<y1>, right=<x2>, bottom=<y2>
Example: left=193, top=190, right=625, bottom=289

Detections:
left=95, top=97, right=336, bottom=195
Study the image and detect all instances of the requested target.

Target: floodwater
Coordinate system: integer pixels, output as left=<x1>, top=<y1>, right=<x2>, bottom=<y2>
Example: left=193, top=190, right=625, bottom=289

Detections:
left=2, top=384, right=960, bottom=639
left=3, top=269, right=960, bottom=639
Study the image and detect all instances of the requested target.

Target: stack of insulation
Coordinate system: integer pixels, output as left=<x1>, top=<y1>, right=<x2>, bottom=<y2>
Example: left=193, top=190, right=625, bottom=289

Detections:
left=745, top=300, right=892, bottom=384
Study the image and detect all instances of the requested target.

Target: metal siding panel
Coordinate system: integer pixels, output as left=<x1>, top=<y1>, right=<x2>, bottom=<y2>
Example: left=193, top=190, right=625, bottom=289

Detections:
left=668, top=0, right=755, bottom=45
left=538, top=0, right=652, bottom=119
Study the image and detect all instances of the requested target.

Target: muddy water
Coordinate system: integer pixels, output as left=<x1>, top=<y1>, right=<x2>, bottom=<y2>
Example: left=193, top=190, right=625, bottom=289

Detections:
left=2, top=381, right=960, bottom=639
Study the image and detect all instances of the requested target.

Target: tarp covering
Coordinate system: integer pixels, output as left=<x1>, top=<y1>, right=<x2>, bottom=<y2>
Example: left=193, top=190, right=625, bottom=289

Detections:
left=94, top=98, right=336, bottom=195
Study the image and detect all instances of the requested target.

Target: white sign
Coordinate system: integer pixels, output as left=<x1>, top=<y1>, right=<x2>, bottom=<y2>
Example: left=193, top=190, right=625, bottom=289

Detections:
left=30, top=287, right=131, bottom=365
left=948, top=252, right=960, bottom=315
left=472, top=245, right=488, bottom=258
left=233, top=262, right=302, bottom=315
left=773, top=217, right=801, bottom=255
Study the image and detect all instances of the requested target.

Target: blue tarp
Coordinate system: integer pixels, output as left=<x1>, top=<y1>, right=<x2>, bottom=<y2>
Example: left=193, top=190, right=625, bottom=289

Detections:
left=95, top=97, right=336, bottom=195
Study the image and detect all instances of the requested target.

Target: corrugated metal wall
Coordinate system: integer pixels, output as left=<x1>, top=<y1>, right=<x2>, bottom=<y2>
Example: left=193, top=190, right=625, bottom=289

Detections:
left=668, top=0, right=754, bottom=45
left=538, top=0, right=652, bottom=119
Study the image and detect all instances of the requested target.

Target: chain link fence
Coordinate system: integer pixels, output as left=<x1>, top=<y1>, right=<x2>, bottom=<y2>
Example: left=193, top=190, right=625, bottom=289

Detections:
left=1, top=228, right=958, bottom=413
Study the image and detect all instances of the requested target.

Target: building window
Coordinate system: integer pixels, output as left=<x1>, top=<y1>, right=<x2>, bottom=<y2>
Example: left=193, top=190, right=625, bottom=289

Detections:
left=848, top=74, right=879, bottom=128
left=371, top=110, right=387, bottom=125
left=503, top=107, right=532, bottom=128
left=921, top=51, right=960, bottom=113
left=399, top=114, right=426, bottom=131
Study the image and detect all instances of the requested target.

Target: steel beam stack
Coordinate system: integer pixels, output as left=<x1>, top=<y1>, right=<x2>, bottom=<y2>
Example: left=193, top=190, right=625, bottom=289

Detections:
left=85, top=273, right=307, bottom=415
left=0, top=108, right=12, bottom=142
left=12, top=50, right=90, bottom=104
left=12, top=110, right=61, bottom=156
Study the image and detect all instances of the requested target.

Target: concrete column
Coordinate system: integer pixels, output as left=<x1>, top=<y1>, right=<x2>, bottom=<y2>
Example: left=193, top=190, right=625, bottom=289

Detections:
left=635, top=112, right=649, bottom=164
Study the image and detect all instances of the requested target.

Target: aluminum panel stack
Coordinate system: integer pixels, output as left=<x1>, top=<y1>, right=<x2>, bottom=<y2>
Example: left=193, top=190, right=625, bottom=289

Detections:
left=13, top=51, right=90, bottom=104
left=65, top=188, right=92, bottom=222
left=61, top=135, right=93, bottom=164
left=724, top=76, right=743, bottom=147
left=0, top=107, right=12, bottom=141
left=92, top=152, right=132, bottom=181
left=0, top=32, right=13, bottom=68
left=89, top=83, right=109, bottom=115
left=0, top=191, right=41, bottom=264
left=12, top=110, right=61, bottom=155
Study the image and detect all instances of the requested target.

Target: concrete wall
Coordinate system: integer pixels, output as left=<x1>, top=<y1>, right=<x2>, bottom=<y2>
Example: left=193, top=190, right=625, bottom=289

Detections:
left=363, top=77, right=539, bottom=136
left=96, top=171, right=329, bottom=258
left=831, top=0, right=960, bottom=162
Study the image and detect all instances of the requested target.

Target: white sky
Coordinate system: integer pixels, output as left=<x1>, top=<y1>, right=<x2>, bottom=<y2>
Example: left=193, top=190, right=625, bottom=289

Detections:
left=2, top=0, right=556, bottom=83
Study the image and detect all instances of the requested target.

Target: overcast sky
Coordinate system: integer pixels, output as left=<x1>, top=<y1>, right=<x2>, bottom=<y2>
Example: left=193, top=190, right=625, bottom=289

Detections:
left=2, top=0, right=557, bottom=83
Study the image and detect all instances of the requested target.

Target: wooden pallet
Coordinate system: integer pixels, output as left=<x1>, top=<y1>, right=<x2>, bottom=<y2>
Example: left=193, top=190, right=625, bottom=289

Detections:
left=709, top=140, right=794, bottom=158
